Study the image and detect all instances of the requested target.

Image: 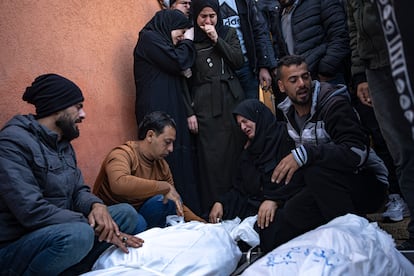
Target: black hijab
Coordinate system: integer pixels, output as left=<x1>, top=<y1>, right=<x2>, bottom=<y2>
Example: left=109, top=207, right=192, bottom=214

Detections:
left=192, top=0, right=228, bottom=43
left=233, top=99, right=295, bottom=173
left=141, top=9, right=192, bottom=45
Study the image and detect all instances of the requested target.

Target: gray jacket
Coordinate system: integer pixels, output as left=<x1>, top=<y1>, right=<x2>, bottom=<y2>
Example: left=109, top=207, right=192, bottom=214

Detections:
left=0, top=115, right=102, bottom=245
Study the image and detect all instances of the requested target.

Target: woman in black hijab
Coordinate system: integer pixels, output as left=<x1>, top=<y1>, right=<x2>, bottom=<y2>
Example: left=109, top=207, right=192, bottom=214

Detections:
left=185, top=0, right=246, bottom=215
left=133, top=9, right=201, bottom=213
left=208, top=99, right=304, bottom=233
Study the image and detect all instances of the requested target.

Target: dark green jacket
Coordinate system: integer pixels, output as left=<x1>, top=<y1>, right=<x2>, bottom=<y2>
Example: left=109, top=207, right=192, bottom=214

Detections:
left=347, top=0, right=390, bottom=86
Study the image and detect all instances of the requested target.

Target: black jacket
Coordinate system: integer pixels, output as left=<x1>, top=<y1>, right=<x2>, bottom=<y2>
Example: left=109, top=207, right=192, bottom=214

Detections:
left=278, top=81, right=388, bottom=185
left=271, top=0, right=350, bottom=77
left=233, top=0, right=277, bottom=72
left=347, top=0, right=390, bottom=87
left=256, top=0, right=285, bottom=63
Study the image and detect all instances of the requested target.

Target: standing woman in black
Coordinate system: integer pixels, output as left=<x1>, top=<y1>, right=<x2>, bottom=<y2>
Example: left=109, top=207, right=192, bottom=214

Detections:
left=186, top=0, right=246, bottom=214
left=133, top=9, right=201, bottom=213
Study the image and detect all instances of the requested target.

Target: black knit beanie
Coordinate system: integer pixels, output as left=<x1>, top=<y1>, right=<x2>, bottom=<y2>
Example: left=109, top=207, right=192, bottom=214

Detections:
left=22, top=73, right=84, bottom=118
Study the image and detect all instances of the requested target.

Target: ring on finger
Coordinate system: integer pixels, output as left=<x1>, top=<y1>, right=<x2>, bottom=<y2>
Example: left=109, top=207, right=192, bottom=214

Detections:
left=121, top=236, right=128, bottom=243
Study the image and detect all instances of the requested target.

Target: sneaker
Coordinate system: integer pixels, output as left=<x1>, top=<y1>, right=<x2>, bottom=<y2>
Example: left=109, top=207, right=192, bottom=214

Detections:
left=382, top=194, right=410, bottom=222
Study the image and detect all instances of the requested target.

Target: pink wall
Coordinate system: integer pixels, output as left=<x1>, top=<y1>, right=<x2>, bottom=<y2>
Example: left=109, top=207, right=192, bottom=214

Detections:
left=0, top=1, right=161, bottom=185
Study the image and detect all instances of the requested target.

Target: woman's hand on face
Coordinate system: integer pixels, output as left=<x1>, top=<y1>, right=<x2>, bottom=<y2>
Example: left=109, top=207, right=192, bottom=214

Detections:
left=200, top=24, right=218, bottom=43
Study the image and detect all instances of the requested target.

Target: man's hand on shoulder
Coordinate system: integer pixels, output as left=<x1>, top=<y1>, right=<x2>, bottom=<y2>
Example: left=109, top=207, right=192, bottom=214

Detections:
left=271, top=153, right=299, bottom=184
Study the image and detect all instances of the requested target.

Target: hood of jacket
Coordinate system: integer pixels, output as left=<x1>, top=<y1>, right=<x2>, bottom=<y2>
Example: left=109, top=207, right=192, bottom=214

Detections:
left=1, top=114, right=61, bottom=150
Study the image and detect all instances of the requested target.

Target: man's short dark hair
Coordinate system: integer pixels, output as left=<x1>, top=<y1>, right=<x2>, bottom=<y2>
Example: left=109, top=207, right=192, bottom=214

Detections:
left=137, top=111, right=176, bottom=140
left=277, top=55, right=307, bottom=79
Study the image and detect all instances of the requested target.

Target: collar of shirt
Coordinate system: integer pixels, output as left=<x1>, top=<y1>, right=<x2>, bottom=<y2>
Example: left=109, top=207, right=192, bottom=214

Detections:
left=282, top=0, right=299, bottom=16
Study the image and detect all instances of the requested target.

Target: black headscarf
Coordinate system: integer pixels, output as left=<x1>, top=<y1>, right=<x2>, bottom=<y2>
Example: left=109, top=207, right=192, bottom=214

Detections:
left=141, top=9, right=192, bottom=45
left=233, top=99, right=295, bottom=173
left=192, top=0, right=228, bottom=43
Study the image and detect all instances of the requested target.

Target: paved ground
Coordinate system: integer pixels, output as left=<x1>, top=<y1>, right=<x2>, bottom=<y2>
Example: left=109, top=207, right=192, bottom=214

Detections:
left=367, top=213, right=409, bottom=246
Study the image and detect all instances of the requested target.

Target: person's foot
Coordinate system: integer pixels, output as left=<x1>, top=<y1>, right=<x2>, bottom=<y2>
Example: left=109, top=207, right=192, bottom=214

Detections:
left=397, top=239, right=414, bottom=251
left=382, top=194, right=410, bottom=222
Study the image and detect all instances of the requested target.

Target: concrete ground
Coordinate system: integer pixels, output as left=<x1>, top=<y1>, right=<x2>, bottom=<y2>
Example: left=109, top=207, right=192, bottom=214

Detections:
left=367, top=213, right=409, bottom=246
left=367, top=213, right=414, bottom=265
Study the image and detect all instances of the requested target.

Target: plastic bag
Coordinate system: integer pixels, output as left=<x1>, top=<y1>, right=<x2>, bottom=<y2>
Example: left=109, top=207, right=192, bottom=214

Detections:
left=165, top=215, right=184, bottom=226
left=230, top=215, right=259, bottom=248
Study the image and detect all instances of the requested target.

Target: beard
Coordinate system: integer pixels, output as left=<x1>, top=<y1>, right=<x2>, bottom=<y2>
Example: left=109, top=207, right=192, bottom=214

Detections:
left=55, top=114, right=80, bottom=141
left=290, top=89, right=312, bottom=106
left=290, top=98, right=309, bottom=106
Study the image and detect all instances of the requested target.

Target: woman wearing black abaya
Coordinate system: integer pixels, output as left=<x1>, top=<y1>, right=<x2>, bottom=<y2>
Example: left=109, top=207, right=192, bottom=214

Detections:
left=186, top=0, right=246, bottom=215
left=133, top=9, right=200, bottom=213
left=208, top=99, right=304, bottom=230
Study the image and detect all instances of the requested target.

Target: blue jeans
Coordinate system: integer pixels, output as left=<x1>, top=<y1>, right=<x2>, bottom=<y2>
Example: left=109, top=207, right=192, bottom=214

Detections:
left=0, top=203, right=138, bottom=275
left=367, top=67, right=414, bottom=239
left=235, top=61, right=259, bottom=99
left=135, top=195, right=176, bottom=233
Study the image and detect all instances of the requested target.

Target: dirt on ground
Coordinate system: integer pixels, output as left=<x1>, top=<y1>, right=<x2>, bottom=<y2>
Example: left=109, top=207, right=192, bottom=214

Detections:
left=367, top=213, right=409, bottom=246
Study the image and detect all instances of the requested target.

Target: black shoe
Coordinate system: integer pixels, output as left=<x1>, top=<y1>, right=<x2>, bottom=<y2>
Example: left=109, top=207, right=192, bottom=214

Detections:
left=397, top=239, right=414, bottom=250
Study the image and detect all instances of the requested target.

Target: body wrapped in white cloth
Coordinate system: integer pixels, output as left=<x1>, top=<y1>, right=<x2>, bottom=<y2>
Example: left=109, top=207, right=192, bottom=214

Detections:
left=242, top=214, right=414, bottom=276
left=82, top=217, right=259, bottom=276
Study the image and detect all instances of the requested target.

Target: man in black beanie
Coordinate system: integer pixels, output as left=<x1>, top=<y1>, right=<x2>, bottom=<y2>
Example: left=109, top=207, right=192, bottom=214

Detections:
left=0, top=73, right=144, bottom=275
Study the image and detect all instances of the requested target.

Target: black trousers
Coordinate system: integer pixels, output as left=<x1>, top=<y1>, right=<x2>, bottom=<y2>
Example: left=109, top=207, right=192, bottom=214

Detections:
left=355, top=102, right=400, bottom=194
left=260, top=165, right=386, bottom=253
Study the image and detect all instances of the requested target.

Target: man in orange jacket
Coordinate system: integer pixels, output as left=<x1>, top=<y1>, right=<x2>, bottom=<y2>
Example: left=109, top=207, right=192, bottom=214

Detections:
left=93, top=111, right=205, bottom=233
